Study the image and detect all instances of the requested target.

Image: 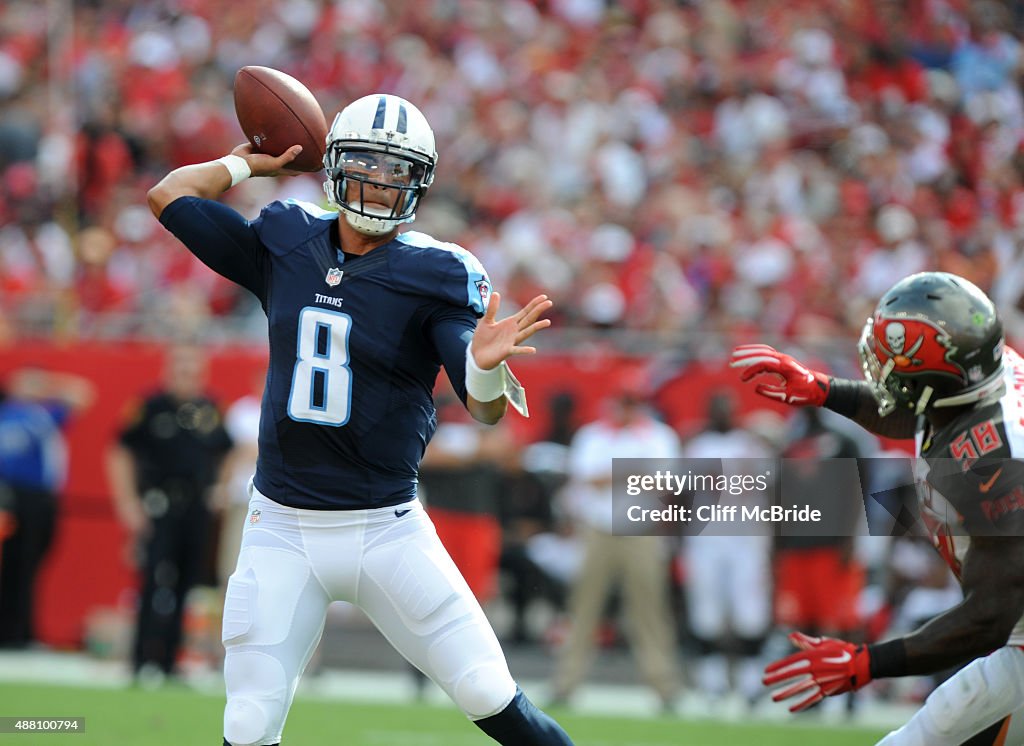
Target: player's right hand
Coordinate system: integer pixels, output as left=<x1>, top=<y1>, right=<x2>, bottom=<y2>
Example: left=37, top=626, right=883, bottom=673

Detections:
left=730, top=344, right=830, bottom=406
left=230, top=142, right=305, bottom=177
left=763, top=632, right=872, bottom=712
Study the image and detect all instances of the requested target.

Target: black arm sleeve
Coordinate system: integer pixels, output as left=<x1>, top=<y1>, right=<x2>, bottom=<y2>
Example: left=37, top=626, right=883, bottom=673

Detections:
left=825, top=378, right=917, bottom=439
left=427, top=307, right=477, bottom=405
left=870, top=534, right=1024, bottom=677
left=159, top=196, right=270, bottom=306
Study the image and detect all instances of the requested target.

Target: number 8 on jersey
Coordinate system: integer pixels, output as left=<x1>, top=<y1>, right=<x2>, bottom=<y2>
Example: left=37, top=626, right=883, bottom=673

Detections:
left=287, top=307, right=353, bottom=426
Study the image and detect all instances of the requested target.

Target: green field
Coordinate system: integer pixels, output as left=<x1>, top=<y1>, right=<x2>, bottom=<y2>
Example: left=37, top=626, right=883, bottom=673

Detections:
left=0, top=683, right=888, bottom=745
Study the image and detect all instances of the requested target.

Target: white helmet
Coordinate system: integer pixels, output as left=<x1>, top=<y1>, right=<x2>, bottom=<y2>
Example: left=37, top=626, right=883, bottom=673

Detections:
left=323, top=94, right=437, bottom=236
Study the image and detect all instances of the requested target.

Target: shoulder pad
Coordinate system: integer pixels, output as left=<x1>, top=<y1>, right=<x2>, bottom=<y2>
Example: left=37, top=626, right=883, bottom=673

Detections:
left=940, top=402, right=1010, bottom=462
left=393, top=232, right=491, bottom=316
left=251, top=200, right=335, bottom=256
left=926, top=401, right=1024, bottom=533
left=932, top=456, right=1024, bottom=535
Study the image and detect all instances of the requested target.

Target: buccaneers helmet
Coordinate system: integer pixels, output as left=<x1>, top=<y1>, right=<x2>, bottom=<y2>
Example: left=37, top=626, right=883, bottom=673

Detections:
left=323, top=94, right=437, bottom=236
left=858, top=272, right=1005, bottom=416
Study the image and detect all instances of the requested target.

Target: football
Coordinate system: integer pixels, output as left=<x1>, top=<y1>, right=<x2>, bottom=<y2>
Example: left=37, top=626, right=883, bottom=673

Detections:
left=233, top=66, right=328, bottom=173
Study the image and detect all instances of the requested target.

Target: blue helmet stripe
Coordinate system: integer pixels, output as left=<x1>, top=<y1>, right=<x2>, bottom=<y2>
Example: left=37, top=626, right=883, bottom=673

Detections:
left=397, top=103, right=408, bottom=134
left=372, top=96, right=387, bottom=129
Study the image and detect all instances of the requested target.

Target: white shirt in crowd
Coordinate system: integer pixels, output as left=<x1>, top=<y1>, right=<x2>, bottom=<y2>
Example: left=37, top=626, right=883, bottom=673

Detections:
left=566, top=410, right=681, bottom=533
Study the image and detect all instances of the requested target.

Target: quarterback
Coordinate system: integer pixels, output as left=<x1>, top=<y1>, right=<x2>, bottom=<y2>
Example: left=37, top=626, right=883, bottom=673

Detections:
left=148, top=94, right=573, bottom=745
left=733, top=272, right=1024, bottom=745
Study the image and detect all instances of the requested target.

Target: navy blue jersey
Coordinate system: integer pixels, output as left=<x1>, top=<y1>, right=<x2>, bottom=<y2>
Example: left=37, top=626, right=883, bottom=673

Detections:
left=159, top=197, right=490, bottom=509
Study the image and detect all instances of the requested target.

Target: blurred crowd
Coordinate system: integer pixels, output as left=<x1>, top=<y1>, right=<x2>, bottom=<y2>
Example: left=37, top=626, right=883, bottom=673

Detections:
left=1, top=0, right=1024, bottom=346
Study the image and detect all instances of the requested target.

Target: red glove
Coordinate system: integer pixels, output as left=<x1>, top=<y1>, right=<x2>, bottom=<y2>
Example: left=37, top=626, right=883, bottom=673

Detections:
left=730, top=344, right=830, bottom=406
left=763, top=632, right=872, bottom=712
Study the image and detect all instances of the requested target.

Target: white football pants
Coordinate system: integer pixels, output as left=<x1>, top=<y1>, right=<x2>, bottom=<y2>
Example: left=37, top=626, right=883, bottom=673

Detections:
left=877, top=646, right=1024, bottom=745
left=222, top=487, right=516, bottom=746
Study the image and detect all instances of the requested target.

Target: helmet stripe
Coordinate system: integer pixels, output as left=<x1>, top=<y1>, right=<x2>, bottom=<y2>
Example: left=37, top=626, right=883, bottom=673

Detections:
left=397, top=103, right=408, bottom=134
left=372, top=96, right=387, bottom=129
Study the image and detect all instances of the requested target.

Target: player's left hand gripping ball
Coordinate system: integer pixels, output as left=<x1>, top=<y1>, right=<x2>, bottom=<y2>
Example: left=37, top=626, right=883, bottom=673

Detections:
left=763, top=632, right=872, bottom=712
left=730, top=344, right=830, bottom=406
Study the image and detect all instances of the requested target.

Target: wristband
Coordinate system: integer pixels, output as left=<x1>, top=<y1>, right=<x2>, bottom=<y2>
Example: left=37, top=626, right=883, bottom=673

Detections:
left=824, top=377, right=863, bottom=418
left=215, top=154, right=251, bottom=188
left=465, top=344, right=506, bottom=402
left=867, top=638, right=907, bottom=679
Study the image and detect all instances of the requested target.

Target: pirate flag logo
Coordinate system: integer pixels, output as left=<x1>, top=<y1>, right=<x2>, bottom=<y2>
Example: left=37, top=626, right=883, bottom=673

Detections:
left=874, top=317, right=967, bottom=382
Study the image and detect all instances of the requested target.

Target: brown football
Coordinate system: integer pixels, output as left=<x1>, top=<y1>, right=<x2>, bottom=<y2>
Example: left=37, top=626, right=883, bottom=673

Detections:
left=233, top=66, right=328, bottom=173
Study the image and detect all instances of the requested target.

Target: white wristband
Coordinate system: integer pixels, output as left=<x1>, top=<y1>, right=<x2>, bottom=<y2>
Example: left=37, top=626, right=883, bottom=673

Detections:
left=215, top=154, right=251, bottom=188
left=465, top=344, right=506, bottom=402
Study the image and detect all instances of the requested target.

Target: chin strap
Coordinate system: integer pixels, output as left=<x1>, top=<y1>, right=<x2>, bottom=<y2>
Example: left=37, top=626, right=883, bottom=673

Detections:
left=343, top=209, right=396, bottom=236
left=914, top=385, right=933, bottom=415
left=930, top=368, right=1006, bottom=409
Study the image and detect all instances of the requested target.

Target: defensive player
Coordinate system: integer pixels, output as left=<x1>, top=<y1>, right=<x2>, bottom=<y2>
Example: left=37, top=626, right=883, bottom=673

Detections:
left=732, top=271, right=1024, bottom=744
left=147, top=93, right=574, bottom=746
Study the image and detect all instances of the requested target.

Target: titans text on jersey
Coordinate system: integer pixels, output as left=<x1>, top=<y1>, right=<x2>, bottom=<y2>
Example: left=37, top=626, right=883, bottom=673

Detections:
left=159, top=197, right=490, bottom=510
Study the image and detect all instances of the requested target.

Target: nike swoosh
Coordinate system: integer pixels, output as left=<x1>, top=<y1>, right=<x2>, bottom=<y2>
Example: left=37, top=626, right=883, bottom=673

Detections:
left=395, top=508, right=412, bottom=518
left=821, top=651, right=852, bottom=665
left=979, top=468, right=1003, bottom=494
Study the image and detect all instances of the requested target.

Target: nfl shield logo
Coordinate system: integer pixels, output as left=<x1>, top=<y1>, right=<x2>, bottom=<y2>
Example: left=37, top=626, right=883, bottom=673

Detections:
left=475, top=279, right=490, bottom=305
left=249, top=509, right=262, bottom=525
left=325, top=268, right=343, bottom=287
